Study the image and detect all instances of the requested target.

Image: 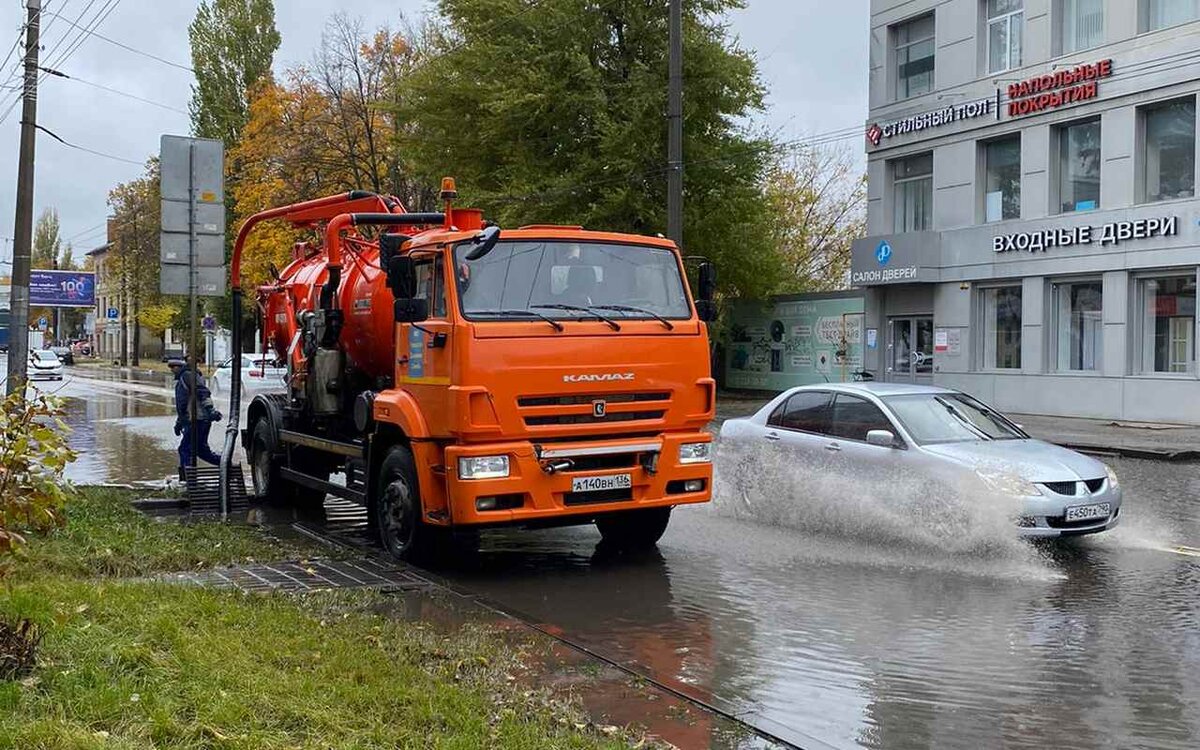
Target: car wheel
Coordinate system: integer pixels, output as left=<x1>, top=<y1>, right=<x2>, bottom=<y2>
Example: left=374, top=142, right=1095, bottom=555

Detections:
left=595, top=507, right=672, bottom=549
left=375, top=445, right=432, bottom=561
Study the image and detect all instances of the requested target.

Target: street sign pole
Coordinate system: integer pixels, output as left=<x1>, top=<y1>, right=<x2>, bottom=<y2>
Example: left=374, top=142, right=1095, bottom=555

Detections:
left=188, top=142, right=199, bottom=480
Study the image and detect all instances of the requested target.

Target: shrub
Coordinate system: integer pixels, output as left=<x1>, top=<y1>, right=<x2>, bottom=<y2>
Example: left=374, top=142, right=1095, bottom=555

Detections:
left=0, top=618, right=40, bottom=680
left=0, top=390, right=76, bottom=558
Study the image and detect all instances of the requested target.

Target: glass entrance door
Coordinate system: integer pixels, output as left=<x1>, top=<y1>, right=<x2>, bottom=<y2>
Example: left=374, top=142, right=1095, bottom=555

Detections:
left=888, top=316, right=934, bottom=383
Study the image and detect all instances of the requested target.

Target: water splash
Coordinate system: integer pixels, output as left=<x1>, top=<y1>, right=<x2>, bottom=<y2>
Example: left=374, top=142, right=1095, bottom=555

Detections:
left=710, top=438, right=1055, bottom=575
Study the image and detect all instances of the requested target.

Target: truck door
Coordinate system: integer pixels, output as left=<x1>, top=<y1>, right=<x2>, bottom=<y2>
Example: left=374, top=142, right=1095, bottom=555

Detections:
left=398, top=254, right=453, bottom=435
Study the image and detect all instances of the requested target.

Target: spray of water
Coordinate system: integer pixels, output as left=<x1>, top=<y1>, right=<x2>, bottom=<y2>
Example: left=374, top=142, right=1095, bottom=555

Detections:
left=710, top=438, right=1051, bottom=570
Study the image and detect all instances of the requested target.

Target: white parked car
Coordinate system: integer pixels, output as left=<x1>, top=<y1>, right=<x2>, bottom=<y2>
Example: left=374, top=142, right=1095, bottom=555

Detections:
left=28, top=349, right=64, bottom=381
left=719, top=383, right=1121, bottom=538
left=210, top=354, right=287, bottom=395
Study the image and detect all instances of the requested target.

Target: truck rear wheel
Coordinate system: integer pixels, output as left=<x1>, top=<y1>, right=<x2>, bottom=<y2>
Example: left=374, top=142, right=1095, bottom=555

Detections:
left=595, top=507, right=672, bottom=549
left=376, top=445, right=431, bottom=561
left=248, top=420, right=327, bottom=513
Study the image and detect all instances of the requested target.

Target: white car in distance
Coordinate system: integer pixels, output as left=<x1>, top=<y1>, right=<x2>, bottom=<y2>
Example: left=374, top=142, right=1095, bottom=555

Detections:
left=210, top=354, right=287, bottom=396
left=28, top=349, right=64, bottom=381
left=719, top=383, right=1121, bottom=538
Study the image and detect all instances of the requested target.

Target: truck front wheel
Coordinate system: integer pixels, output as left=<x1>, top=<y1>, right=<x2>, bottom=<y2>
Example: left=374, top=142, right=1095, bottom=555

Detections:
left=376, top=445, right=430, bottom=561
left=595, top=507, right=672, bottom=549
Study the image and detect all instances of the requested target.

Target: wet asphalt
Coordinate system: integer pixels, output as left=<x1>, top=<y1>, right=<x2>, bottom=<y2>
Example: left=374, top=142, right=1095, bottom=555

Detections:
left=24, top=363, right=1200, bottom=750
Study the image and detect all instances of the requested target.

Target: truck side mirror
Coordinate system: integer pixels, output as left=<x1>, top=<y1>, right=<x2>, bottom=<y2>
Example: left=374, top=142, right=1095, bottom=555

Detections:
left=695, top=299, right=718, bottom=323
left=394, top=297, right=429, bottom=323
left=463, top=225, right=501, bottom=261
left=698, top=262, right=716, bottom=302
left=387, top=256, right=417, bottom=299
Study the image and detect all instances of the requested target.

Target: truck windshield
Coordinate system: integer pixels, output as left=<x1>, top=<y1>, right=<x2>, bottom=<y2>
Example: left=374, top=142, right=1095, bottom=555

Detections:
left=453, top=241, right=691, bottom=321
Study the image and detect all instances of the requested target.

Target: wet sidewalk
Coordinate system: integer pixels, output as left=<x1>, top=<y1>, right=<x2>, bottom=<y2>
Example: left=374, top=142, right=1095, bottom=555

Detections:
left=1008, top=413, right=1200, bottom=461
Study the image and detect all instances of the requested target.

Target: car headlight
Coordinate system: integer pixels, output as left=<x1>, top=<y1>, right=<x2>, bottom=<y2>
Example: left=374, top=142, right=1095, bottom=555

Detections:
left=458, top=455, right=510, bottom=480
left=978, top=470, right=1042, bottom=498
left=679, top=442, right=712, bottom=464
left=1105, top=464, right=1119, bottom=490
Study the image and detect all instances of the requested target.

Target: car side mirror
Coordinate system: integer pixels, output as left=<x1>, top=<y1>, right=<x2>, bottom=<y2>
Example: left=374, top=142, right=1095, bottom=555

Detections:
left=695, top=299, right=718, bottom=323
left=387, top=256, right=417, bottom=299
left=866, top=429, right=898, bottom=448
left=394, top=297, right=429, bottom=323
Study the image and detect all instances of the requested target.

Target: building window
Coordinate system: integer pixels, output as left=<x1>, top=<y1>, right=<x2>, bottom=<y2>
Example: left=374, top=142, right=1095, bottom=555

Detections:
left=1054, top=280, right=1103, bottom=371
left=987, top=0, right=1024, bottom=73
left=1059, top=0, right=1104, bottom=54
left=893, top=153, right=933, bottom=233
left=981, top=286, right=1023, bottom=369
left=984, top=136, right=1021, bottom=221
left=1057, top=119, right=1101, bottom=214
left=1138, top=275, right=1196, bottom=374
left=1142, top=97, right=1196, bottom=203
left=895, top=14, right=935, bottom=100
left=1143, top=0, right=1199, bottom=30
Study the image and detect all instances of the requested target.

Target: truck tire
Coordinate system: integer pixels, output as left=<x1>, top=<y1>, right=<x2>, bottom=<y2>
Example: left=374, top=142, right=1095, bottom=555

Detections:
left=595, top=507, right=672, bottom=549
left=248, top=419, right=327, bottom=512
left=248, top=419, right=283, bottom=501
left=376, top=445, right=432, bottom=561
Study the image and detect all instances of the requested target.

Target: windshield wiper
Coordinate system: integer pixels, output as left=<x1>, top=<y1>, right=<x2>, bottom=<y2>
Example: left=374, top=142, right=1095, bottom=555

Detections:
left=531, top=303, right=621, bottom=331
left=474, top=309, right=564, bottom=332
left=935, top=397, right=990, bottom=441
left=591, top=304, right=674, bottom=330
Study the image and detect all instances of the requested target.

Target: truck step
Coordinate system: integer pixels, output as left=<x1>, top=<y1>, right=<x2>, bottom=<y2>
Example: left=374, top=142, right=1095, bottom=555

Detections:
left=185, top=465, right=251, bottom=516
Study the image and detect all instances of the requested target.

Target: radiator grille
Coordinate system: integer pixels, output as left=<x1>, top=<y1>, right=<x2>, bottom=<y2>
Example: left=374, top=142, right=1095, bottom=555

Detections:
left=518, top=392, right=670, bottom=407
left=525, top=410, right=665, bottom=427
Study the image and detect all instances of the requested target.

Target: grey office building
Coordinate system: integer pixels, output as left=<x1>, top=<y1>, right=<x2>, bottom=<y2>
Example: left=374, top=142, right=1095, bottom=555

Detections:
left=853, top=0, right=1199, bottom=422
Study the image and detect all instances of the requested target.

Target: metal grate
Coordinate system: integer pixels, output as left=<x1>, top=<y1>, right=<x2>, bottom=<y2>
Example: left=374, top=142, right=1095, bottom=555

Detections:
left=185, top=465, right=251, bottom=516
left=519, top=392, right=670, bottom=407
left=1041, top=481, right=1077, bottom=496
left=1084, top=478, right=1105, bottom=493
left=163, top=557, right=431, bottom=593
left=525, top=410, right=665, bottom=426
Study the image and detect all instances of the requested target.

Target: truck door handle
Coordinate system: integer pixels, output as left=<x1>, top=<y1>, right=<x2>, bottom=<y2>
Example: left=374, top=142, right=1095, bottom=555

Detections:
left=764, top=432, right=781, bottom=442
left=825, top=442, right=842, bottom=452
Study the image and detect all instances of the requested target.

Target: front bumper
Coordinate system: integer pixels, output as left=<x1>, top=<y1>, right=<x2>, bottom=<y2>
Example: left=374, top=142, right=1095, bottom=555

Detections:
left=1017, top=483, right=1123, bottom=538
left=28, top=369, right=63, bottom=380
left=443, top=432, right=713, bottom=526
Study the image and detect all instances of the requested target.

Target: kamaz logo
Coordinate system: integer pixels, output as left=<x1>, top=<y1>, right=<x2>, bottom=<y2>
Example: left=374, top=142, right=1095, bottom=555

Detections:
left=563, top=373, right=635, bottom=383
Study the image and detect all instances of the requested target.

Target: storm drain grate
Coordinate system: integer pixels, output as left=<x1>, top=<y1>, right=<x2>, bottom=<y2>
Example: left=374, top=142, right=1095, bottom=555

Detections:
left=163, top=557, right=432, bottom=594
left=185, top=465, right=250, bottom=516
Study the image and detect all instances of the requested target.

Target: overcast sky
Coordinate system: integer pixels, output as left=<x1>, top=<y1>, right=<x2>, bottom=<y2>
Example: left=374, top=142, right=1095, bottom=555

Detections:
left=0, top=0, right=867, bottom=266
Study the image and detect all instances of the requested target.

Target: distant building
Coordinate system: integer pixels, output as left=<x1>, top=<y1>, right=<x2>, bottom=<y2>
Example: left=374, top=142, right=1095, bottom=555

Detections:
left=88, top=241, right=166, bottom=362
left=853, top=0, right=1199, bottom=422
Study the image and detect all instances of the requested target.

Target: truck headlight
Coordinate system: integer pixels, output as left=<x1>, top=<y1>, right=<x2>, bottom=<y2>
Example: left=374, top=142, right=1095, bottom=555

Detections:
left=458, top=455, right=510, bottom=480
left=679, top=442, right=712, bottom=464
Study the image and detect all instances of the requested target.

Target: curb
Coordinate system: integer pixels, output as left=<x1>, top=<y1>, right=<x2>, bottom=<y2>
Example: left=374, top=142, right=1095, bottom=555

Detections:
left=1053, top=441, right=1200, bottom=462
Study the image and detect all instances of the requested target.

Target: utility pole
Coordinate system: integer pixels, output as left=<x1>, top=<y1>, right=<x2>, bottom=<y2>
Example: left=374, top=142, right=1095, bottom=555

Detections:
left=666, top=0, right=683, bottom=248
left=5, top=0, right=41, bottom=397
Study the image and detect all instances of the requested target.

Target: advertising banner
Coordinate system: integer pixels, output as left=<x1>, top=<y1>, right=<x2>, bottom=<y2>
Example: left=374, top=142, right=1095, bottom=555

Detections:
left=29, top=270, right=96, bottom=308
left=726, top=294, right=865, bottom=391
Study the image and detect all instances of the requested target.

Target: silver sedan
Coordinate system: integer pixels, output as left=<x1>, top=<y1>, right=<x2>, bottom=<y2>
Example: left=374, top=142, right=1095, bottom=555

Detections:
left=719, top=383, right=1121, bottom=538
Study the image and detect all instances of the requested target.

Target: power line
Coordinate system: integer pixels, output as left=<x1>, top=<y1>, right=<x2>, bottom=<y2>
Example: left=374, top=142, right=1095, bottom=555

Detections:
left=43, top=0, right=122, bottom=74
left=42, top=8, right=193, bottom=73
left=34, top=123, right=144, bottom=165
left=38, top=64, right=187, bottom=114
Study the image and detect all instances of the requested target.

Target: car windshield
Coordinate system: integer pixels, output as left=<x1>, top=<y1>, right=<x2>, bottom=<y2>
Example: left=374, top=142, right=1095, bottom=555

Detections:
left=884, top=393, right=1025, bottom=445
left=33, top=351, right=58, bottom=362
left=453, top=241, right=691, bottom=320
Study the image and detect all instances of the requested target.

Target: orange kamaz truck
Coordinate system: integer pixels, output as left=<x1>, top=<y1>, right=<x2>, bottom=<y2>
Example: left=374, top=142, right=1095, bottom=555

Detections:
left=220, top=180, right=716, bottom=559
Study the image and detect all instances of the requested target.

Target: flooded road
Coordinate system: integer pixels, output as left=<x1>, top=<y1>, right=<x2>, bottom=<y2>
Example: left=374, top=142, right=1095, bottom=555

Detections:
left=28, top=363, right=1200, bottom=749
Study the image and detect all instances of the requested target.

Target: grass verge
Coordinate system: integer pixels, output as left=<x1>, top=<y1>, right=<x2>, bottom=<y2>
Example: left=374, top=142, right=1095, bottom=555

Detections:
left=0, top=489, right=628, bottom=749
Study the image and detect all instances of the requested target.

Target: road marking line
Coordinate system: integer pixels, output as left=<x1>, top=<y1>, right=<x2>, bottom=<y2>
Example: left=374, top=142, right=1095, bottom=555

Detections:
left=1165, top=546, right=1200, bottom=558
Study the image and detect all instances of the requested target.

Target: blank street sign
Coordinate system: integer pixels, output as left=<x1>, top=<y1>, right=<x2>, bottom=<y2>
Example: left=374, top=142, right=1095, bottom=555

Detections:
left=161, top=200, right=225, bottom=234
left=161, top=232, right=224, bottom=267
left=161, top=265, right=226, bottom=297
left=160, top=135, right=224, bottom=202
